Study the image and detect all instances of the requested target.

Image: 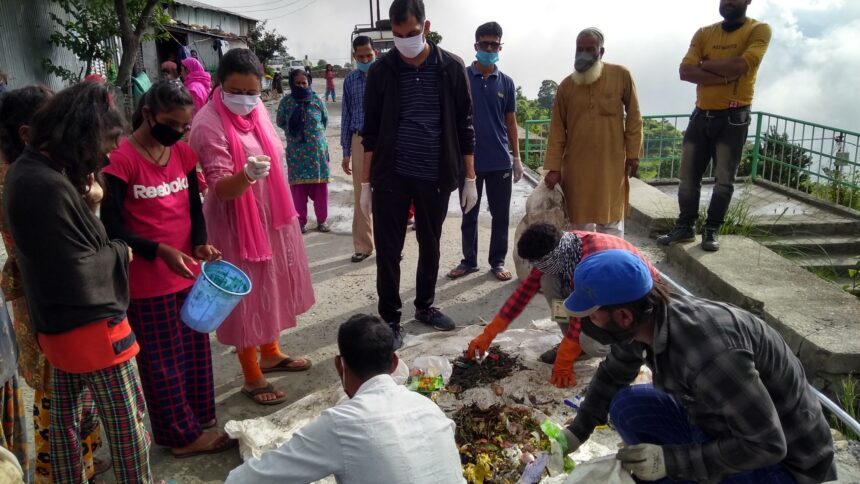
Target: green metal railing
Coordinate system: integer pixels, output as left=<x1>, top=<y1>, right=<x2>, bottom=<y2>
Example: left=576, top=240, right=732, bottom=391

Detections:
left=523, top=112, right=860, bottom=211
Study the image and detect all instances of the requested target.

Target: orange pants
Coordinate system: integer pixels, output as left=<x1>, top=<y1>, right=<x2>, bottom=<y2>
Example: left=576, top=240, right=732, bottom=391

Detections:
left=237, top=342, right=285, bottom=383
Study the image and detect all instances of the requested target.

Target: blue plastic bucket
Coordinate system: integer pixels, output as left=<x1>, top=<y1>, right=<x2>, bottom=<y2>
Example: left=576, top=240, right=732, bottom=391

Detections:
left=180, top=260, right=252, bottom=333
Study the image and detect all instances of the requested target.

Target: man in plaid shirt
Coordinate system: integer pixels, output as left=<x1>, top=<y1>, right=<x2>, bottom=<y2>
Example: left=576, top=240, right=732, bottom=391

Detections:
left=560, top=250, right=835, bottom=483
left=466, top=223, right=659, bottom=388
left=341, top=36, right=376, bottom=263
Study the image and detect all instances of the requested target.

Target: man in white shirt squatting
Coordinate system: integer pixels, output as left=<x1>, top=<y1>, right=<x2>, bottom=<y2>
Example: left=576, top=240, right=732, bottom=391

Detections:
left=225, top=314, right=466, bottom=484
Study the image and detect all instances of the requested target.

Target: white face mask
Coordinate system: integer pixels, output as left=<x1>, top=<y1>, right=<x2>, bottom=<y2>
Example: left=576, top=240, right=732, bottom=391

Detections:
left=221, top=90, right=259, bottom=116
left=394, top=31, right=426, bottom=59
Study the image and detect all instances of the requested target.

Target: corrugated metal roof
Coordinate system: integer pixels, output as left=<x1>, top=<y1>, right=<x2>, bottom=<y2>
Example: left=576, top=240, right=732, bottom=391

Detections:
left=173, top=0, right=258, bottom=22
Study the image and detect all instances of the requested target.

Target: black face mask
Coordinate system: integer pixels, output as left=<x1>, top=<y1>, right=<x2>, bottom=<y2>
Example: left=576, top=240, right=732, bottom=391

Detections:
left=580, top=315, right=638, bottom=346
left=149, top=119, right=184, bottom=147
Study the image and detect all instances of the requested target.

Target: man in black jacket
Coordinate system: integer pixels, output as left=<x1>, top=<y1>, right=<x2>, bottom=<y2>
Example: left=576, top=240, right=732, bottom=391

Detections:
left=360, top=0, right=477, bottom=348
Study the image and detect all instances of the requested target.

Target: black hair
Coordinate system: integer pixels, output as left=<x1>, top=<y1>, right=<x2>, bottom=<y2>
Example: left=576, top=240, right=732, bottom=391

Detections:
left=352, top=35, right=373, bottom=50
left=288, top=68, right=312, bottom=87
left=191, top=49, right=198, bottom=54
left=517, top=223, right=562, bottom=261
left=326, top=64, right=332, bottom=70
left=0, top=85, right=53, bottom=164
left=475, top=21, right=503, bottom=42
left=216, top=48, right=264, bottom=85
left=390, top=0, right=425, bottom=25
left=29, top=81, right=125, bottom=195
left=602, top=281, right=671, bottom=323
left=131, top=80, right=194, bottom=130
left=337, top=314, right=394, bottom=379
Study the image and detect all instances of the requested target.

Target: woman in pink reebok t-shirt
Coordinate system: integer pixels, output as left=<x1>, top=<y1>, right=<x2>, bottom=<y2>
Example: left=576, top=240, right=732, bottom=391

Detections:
left=101, top=80, right=235, bottom=458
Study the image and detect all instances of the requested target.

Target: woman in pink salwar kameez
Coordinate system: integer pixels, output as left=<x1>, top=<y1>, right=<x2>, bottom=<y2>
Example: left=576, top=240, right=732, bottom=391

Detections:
left=189, top=49, right=314, bottom=405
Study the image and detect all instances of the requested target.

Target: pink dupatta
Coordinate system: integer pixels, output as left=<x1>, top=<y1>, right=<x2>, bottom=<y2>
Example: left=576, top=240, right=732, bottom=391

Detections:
left=212, top=87, right=297, bottom=261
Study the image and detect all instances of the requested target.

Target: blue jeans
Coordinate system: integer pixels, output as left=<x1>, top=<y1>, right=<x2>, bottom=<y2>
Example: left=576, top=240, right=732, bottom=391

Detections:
left=609, top=385, right=796, bottom=484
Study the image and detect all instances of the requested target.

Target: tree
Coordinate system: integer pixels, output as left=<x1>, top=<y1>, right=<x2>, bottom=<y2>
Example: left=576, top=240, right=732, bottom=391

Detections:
left=114, top=0, right=168, bottom=87
left=739, top=127, right=812, bottom=190
left=42, top=0, right=116, bottom=83
left=43, top=0, right=168, bottom=87
left=640, top=118, right=684, bottom=179
left=537, top=80, right=558, bottom=110
left=247, top=21, right=288, bottom=67
left=426, top=30, right=442, bottom=45
left=317, top=59, right=328, bottom=67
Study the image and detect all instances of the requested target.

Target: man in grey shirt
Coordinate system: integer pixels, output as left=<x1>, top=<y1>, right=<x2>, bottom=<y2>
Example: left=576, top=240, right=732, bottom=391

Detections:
left=560, top=250, right=835, bottom=484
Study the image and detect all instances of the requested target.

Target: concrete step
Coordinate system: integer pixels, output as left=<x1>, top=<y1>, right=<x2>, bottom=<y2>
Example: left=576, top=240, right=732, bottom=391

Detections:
left=750, top=220, right=860, bottom=237
left=795, top=254, right=860, bottom=276
left=760, top=235, right=860, bottom=256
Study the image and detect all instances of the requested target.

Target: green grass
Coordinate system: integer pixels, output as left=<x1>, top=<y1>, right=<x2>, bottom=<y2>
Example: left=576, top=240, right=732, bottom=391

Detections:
left=694, top=189, right=758, bottom=236
left=831, top=375, right=860, bottom=440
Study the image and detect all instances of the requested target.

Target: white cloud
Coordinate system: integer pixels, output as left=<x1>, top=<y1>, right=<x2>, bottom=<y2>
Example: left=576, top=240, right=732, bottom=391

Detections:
left=207, top=0, right=860, bottom=132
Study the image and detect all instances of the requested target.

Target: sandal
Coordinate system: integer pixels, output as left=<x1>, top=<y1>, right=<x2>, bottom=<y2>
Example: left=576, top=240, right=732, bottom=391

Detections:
left=491, top=266, right=513, bottom=281
left=447, top=264, right=479, bottom=280
left=317, top=222, right=331, bottom=233
left=351, top=253, right=370, bottom=263
left=201, top=418, right=217, bottom=430
left=300, top=225, right=308, bottom=234
left=241, top=383, right=288, bottom=406
left=171, top=432, right=238, bottom=459
left=261, top=356, right=312, bottom=373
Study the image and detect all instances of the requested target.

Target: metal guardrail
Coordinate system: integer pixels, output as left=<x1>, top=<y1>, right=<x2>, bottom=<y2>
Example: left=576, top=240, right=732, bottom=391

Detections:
left=523, top=113, right=860, bottom=211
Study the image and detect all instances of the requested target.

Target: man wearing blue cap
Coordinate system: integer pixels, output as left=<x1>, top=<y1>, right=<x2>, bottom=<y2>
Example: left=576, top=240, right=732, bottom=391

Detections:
left=560, top=250, right=835, bottom=483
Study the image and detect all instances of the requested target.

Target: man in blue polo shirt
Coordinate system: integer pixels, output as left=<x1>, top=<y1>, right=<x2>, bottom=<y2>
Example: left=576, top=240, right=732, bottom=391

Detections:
left=447, top=22, right=522, bottom=283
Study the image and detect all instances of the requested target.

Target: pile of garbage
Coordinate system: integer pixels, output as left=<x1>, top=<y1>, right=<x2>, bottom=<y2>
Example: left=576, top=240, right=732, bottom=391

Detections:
left=449, top=347, right=524, bottom=394
left=454, top=404, right=550, bottom=484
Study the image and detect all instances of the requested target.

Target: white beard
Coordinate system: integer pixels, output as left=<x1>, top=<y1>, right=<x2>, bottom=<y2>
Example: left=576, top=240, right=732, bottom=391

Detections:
left=571, top=61, right=604, bottom=85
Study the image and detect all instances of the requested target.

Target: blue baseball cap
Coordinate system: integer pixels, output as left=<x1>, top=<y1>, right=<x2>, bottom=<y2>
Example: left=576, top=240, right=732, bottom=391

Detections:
left=564, top=249, right=654, bottom=317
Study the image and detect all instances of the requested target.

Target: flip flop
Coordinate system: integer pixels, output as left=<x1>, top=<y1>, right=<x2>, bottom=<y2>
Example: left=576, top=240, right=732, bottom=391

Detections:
left=447, top=264, right=479, bottom=280
left=351, top=253, right=370, bottom=263
left=491, top=266, right=513, bottom=281
left=261, top=356, right=312, bottom=373
left=171, top=433, right=238, bottom=459
left=201, top=418, right=217, bottom=430
left=241, top=383, right=288, bottom=406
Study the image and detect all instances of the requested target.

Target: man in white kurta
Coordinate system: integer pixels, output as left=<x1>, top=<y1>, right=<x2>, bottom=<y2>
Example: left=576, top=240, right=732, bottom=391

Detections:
left=225, top=314, right=465, bottom=484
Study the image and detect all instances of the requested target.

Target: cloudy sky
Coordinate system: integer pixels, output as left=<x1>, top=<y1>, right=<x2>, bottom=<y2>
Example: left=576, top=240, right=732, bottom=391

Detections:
left=206, top=0, right=860, bottom=131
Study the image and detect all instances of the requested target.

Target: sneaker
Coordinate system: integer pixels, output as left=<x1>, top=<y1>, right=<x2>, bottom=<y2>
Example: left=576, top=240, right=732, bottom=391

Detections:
left=414, top=307, right=456, bottom=332
left=656, top=226, right=695, bottom=246
left=389, top=323, right=404, bottom=350
left=701, top=228, right=720, bottom=252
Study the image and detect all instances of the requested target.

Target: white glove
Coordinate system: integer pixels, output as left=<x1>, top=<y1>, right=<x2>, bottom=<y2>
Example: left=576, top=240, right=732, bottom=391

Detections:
left=461, top=177, right=478, bottom=214
left=512, top=157, right=524, bottom=183
left=360, top=183, right=372, bottom=217
left=562, top=428, right=582, bottom=454
left=244, top=155, right=271, bottom=181
left=617, top=443, right=667, bottom=481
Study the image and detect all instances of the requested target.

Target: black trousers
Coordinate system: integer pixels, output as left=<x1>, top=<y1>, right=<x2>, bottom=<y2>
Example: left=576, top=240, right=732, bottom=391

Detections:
left=677, top=106, right=751, bottom=229
left=373, top=176, right=451, bottom=324
left=458, top=169, right=513, bottom=268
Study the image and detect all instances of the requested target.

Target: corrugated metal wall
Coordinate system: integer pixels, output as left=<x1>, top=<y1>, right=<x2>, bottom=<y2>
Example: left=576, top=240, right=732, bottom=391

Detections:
left=172, top=4, right=249, bottom=37
left=0, top=0, right=86, bottom=90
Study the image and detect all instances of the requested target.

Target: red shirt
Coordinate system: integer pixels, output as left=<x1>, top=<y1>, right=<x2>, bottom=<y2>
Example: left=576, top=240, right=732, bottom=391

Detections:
left=325, top=70, right=335, bottom=89
left=498, top=231, right=661, bottom=326
left=104, top=139, right=200, bottom=299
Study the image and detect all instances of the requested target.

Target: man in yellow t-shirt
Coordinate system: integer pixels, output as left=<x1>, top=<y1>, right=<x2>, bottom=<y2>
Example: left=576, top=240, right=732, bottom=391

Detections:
left=658, top=0, right=771, bottom=252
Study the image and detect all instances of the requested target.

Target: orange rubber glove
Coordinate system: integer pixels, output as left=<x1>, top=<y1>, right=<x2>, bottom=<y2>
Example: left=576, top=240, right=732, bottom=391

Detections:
left=466, top=314, right=510, bottom=359
left=550, top=336, right=582, bottom=388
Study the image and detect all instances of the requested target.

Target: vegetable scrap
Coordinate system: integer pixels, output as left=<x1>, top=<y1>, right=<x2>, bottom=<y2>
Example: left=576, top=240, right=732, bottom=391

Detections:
left=454, top=404, right=551, bottom=484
